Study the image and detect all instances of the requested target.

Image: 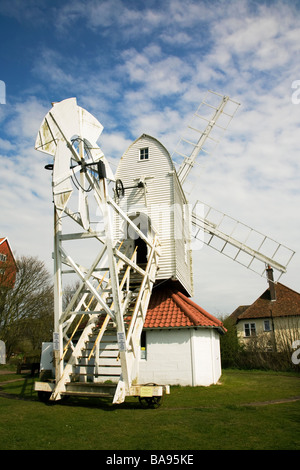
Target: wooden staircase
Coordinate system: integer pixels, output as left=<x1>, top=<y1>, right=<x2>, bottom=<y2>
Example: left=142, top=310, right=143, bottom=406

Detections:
left=46, top=236, right=160, bottom=403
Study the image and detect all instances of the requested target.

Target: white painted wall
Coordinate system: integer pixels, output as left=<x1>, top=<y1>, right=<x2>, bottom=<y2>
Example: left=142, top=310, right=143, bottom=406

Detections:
left=138, top=328, right=222, bottom=387
left=191, top=329, right=222, bottom=386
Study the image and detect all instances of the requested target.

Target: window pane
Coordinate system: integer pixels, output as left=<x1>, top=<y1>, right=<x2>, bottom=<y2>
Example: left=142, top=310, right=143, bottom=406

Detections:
left=140, top=148, right=149, bottom=160
left=244, top=324, right=250, bottom=337
left=140, top=331, right=146, bottom=359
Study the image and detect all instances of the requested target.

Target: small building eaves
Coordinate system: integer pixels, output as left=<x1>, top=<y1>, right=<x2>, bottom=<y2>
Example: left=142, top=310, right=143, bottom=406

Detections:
left=144, top=287, right=226, bottom=334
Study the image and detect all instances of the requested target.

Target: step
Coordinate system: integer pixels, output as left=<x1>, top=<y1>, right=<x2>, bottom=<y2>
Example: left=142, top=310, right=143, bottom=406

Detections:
left=63, top=381, right=117, bottom=398
left=75, top=363, right=121, bottom=369
left=78, top=352, right=120, bottom=361
left=85, top=340, right=119, bottom=350
left=70, top=372, right=120, bottom=378
left=69, top=373, right=120, bottom=382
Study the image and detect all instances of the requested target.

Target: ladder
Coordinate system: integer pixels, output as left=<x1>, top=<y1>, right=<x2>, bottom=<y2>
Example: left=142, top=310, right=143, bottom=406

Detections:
left=40, top=237, right=161, bottom=404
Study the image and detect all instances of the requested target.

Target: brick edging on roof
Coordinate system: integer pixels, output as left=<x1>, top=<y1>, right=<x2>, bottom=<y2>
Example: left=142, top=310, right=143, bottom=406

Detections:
left=167, top=290, right=226, bottom=334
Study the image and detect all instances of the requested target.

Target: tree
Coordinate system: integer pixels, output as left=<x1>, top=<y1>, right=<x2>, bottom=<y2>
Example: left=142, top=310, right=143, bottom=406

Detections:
left=0, top=255, right=54, bottom=359
left=220, top=315, right=244, bottom=368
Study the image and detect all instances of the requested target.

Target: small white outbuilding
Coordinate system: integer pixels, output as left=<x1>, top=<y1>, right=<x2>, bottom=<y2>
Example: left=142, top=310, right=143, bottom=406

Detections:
left=138, top=287, right=226, bottom=387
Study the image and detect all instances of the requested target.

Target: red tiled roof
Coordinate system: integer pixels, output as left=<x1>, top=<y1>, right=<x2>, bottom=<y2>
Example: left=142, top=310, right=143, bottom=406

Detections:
left=144, top=287, right=226, bottom=334
left=235, top=283, right=300, bottom=320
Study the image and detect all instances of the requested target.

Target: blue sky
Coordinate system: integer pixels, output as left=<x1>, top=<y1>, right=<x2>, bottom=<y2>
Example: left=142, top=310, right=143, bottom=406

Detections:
left=1, top=0, right=300, bottom=314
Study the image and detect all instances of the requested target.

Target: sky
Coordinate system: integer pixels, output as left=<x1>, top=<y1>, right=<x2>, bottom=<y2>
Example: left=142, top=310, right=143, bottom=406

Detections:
left=0, top=0, right=300, bottom=316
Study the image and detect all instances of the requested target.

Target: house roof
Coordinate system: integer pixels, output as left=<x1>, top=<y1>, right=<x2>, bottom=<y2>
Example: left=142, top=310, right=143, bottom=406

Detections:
left=0, top=237, right=17, bottom=288
left=143, top=287, right=226, bottom=334
left=0, top=237, right=17, bottom=266
left=233, top=283, right=300, bottom=321
left=227, top=305, right=250, bottom=325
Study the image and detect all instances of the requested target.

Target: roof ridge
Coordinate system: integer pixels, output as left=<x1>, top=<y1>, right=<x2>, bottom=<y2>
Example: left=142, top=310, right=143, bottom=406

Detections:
left=236, top=281, right=300, bottom=320
left=175, top=290, right=224, bottom=327
left=170, top=291, right=199, bottom=326
left=145, top=287, right=226, bottom=332
left=276, top=282, right=300, bottom=297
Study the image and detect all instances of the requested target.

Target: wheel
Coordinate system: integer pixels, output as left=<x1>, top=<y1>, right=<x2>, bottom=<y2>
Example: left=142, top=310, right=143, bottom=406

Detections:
left=37, top=98, right=109, bottom=232
left=138, top=383, right=164, bottom=409
left=37, top=390, right=52, bottom=403
left=115, top=179, right=124, bottom=198
left=139, top=395, right=162, bottom=409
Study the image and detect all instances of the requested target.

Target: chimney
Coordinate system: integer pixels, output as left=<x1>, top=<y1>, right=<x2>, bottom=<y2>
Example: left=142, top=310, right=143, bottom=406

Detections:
left=266, top=265, right=276, bottom=301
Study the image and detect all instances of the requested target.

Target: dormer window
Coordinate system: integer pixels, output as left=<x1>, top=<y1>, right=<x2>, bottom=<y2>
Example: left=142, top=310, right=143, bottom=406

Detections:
left=139, top=148, right=149, bottom=160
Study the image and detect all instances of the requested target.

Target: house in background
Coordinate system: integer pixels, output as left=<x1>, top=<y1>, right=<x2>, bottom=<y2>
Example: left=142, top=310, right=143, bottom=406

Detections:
left=229, top=268, right=300, bottom=352
left=0, top=237, right=17, bottom=289
left=138, top=286, right=226, bottom=387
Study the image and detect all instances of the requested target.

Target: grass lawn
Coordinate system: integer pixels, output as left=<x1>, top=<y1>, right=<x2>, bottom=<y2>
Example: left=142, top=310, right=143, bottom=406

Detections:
left=0, top=368, right=299, bottom=450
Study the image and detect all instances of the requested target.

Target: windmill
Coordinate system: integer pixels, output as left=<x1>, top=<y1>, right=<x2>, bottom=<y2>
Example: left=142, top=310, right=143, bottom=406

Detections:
left=34, top=93, right=294, bottom=406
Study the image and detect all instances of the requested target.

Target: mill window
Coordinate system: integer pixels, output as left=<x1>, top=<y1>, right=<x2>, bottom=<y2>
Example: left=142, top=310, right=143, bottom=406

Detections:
left=139, top=148, right=149, bottom=160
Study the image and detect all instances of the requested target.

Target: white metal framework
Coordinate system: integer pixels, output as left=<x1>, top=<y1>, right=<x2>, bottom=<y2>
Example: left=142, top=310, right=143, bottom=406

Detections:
left=172, top=90, right=294, bottom=280
left=192, top=200, right=295, bottom=280
left=173, top=90, right=240, bottom=185
left=34, top=98, right=165, bottom=404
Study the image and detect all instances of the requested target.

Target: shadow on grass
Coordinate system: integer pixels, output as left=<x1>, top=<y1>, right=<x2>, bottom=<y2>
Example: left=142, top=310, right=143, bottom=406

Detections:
left=0, top=375, right=38, bottom=402
left=0, top=376, right=157, bottom=411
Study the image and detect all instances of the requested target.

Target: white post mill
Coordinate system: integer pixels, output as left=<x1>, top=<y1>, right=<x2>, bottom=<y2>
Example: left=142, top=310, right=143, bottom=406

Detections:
left=34, top=93, right=294, bottom=406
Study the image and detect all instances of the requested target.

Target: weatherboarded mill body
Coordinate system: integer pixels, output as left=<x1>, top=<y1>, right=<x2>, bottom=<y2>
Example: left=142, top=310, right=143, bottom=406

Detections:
left=115, top=133, right=193, bottom=297
left=115, top=134, right=225, bottom=387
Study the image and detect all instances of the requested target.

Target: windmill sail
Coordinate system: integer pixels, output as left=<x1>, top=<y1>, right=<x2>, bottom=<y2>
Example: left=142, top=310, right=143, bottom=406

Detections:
left=173, top=90, right=240, bottom=185
left=192, top=200, right=295, bottom=280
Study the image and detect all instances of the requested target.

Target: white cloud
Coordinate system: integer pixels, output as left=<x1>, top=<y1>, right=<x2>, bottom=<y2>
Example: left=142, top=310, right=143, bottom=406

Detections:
left=120, top=47, right=191, bottom=96
left=4, top=98, right=49, bottom=141
left=160, top=31, right=192, bottom=46
left=0, top=0, right=47, bottom=24
left=100, top=132, right=132, bottom=165
left=0, top=138, right=14, bottom=151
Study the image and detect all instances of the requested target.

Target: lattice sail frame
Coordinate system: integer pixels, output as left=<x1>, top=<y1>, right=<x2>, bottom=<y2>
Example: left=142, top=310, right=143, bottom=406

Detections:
left=171, top=90, right=295, bottom=280
left=173, top=90, right=240, bottom=186
left=192, top=200, right=295, bottom=280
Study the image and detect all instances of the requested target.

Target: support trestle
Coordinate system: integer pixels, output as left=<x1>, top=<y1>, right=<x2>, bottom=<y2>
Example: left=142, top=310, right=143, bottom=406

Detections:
left=34, top=98, right=164, bottom=406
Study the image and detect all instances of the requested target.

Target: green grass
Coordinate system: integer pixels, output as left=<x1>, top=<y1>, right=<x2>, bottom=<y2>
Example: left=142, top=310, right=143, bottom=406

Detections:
left=0, top=368, right=299, bottom=450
